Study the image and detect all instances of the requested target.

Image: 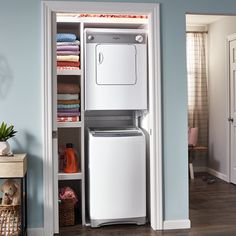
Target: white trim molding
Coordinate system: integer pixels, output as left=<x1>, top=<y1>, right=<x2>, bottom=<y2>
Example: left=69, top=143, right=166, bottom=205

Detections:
left=42, top=1, right=162, bottom=234
left=163, top=219, right=191, bottom=230
left=192, top=166, right=229, bottom=182
left=42, top=1, right=55, bottom=235
left=226, top=33, right=236, bottom=184
left=207, top=168, right=228, bottom=182
left=147, top=3, right=163, bottom=231
left=28, top=228, right=44, bottom=236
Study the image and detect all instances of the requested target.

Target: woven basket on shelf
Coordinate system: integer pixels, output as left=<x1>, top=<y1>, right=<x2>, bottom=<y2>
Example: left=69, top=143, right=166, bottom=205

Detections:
left=59, top=199, right=75, bottom=227
left=0, top=205, right=21, bottom=236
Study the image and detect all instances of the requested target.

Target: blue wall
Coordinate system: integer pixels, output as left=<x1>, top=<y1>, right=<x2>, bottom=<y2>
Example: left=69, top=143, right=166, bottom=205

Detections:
left=0, top=0, right=42, bottom=228
left=1, top=0, right=236, bottom=229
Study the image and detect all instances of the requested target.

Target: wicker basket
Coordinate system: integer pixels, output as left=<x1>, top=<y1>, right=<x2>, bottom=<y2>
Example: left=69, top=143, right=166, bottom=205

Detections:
left=0, top=205, right=21, bottom=236
left=59, top=199, right=75, bottom=227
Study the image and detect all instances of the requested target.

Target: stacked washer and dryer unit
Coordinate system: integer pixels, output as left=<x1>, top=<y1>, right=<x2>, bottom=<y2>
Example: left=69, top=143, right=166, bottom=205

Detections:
left=85, top=28, right=148, bottom=228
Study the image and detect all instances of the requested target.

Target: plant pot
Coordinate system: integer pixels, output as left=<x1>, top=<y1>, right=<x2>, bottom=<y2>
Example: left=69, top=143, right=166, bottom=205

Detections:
left=0, top=141, right=10, bottom=156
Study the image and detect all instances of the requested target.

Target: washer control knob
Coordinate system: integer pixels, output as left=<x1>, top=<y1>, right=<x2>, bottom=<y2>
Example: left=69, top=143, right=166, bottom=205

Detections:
left=88, top=35, right=94, bottom=41
left=135, top=34, right=144, bottom=43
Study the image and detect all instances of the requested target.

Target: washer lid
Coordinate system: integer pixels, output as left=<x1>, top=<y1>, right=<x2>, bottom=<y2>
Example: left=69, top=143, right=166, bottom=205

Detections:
left=89, top=127, right=143, bottom=137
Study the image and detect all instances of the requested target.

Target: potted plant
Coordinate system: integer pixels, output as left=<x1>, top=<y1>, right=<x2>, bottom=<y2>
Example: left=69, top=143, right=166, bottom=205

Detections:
left=0, top=122, right=17, bottom=156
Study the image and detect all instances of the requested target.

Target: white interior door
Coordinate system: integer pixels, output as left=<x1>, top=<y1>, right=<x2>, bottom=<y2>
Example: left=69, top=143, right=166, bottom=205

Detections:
left=229, top=38, right=236, bottom=184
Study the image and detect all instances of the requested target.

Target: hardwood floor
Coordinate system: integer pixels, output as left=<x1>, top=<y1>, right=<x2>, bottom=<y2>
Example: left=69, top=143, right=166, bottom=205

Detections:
left=188, top=172, right=236, bottom=235
left=58, top=173, right=236, bottom=235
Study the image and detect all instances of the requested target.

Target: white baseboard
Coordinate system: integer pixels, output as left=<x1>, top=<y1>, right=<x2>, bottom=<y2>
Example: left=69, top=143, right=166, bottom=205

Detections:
left=207, top=168, right=228, bottom=182
left=192, top=166, right=229, bottom=182
left=28, top=228, right=44, bottom=236
left=163, top=219, right=191, bottom=230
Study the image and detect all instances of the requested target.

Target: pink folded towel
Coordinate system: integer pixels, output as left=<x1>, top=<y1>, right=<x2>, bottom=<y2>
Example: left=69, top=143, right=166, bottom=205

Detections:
left=57, top=50, right=80, bottom=55
left=57, top=45, right=79, bottom=51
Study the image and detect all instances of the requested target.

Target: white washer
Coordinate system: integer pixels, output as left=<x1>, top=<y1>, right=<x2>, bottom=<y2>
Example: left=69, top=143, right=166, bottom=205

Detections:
left=85, top=28, right=147, bottom=110
left=88, top=128, right=146, bottom=227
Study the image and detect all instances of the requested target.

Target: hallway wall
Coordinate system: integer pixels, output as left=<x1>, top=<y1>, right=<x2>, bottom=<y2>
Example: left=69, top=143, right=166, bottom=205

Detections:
left=208, top=16, right=236, bottom=179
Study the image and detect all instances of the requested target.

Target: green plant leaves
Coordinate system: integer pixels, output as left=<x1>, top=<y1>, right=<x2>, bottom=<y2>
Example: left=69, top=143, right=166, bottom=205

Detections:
left=0, top=122, right=17, bottom=141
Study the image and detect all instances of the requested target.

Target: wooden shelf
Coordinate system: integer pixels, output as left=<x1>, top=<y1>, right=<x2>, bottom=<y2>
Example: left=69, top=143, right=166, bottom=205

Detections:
left=57, top=69, right=82, bottom=76
left=58, top=172, right=82, bottom=180
left=57, top=121, right=82, bottom=128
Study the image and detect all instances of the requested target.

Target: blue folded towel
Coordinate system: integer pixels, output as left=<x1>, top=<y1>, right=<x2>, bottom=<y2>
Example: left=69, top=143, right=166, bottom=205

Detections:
left=57, top=104, right=80, bottom=109
left=57, top=33, right=77, bottom=42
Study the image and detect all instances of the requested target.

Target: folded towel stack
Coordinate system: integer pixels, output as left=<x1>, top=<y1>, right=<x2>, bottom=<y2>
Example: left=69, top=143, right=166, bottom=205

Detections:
left=57, top=33, right=80, bottom=70
left=57, top=82, right=80, bottom=122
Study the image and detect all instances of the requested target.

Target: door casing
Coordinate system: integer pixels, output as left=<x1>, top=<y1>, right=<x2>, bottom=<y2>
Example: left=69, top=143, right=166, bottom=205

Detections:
left=42, top=1, right=162, bottom=235
left=227, top=33, right=236, bottom=183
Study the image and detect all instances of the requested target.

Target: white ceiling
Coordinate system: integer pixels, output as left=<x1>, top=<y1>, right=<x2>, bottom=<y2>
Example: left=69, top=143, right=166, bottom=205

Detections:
left=186, top=14, right=229, bottom=26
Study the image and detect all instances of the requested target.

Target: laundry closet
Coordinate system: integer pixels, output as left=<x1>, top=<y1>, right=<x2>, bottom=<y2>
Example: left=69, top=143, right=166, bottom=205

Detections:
left=52, top=12, right=153, bottom=233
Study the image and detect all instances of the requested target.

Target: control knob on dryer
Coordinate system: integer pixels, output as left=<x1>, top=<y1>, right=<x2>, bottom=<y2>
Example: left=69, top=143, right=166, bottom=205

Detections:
left=88, top=35, right=94, bottom=41
left=135, top=34, right=144, bottom=43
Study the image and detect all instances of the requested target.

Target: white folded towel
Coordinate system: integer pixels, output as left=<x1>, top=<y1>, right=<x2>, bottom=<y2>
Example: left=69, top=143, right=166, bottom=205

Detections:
left=57, top=55, right=79, bottom=62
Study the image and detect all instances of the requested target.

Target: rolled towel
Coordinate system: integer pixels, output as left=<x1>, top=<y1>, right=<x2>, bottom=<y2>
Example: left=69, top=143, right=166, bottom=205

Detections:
left=59, top=187, right=78, bottom=205
left=57, top=83, right=80, bottom=94
left=57, top=55, right=79, bottom=62
left=57, top=33, right=77, bottom=42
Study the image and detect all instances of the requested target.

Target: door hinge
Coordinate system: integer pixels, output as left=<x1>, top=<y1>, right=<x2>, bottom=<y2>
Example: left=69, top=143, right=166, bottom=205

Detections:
left=150, top=129, right=152, bottom=136
left=228, top=117, right=234, bottom=123
left=52, top=130, right=58, bottom=139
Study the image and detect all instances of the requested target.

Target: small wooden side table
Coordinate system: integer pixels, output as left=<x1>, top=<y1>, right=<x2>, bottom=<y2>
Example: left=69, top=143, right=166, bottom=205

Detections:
left=0, top=153, right=27, bottom=235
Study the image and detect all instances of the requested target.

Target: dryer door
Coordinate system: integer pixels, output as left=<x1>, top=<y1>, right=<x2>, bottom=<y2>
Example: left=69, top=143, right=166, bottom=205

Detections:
left=96, top=44, right=137, bottom=85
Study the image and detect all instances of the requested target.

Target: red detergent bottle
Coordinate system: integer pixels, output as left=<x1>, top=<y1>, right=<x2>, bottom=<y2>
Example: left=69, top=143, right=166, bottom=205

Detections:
left=64, top=143, right=79, bottom=173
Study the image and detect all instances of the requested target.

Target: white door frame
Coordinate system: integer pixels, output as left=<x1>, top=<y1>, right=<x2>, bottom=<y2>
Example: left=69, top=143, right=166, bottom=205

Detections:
left=227, top=33, right=236, bottom=183
left=42, top=1, right=162, bottom=235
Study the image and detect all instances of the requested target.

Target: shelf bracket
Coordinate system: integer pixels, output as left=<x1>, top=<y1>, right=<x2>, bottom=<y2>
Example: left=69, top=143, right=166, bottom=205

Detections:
left=52, top=130, right=58, bottom=139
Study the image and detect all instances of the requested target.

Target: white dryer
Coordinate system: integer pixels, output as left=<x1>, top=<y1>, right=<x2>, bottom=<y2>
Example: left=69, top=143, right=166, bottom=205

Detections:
left=85, top=28, right=147, bottom=110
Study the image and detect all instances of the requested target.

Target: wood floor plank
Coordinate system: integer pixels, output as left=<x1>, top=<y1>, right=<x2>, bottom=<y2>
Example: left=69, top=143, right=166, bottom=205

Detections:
left=57, top=173, right=236, bottom=235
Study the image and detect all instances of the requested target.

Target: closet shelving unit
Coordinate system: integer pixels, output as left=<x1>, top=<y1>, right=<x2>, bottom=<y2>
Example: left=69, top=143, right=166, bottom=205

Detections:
left=54, top=13, right=148, bottom=233
left=55, top=18, right=86, bottom=230
left=58, top=172, right=83, bottom=180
